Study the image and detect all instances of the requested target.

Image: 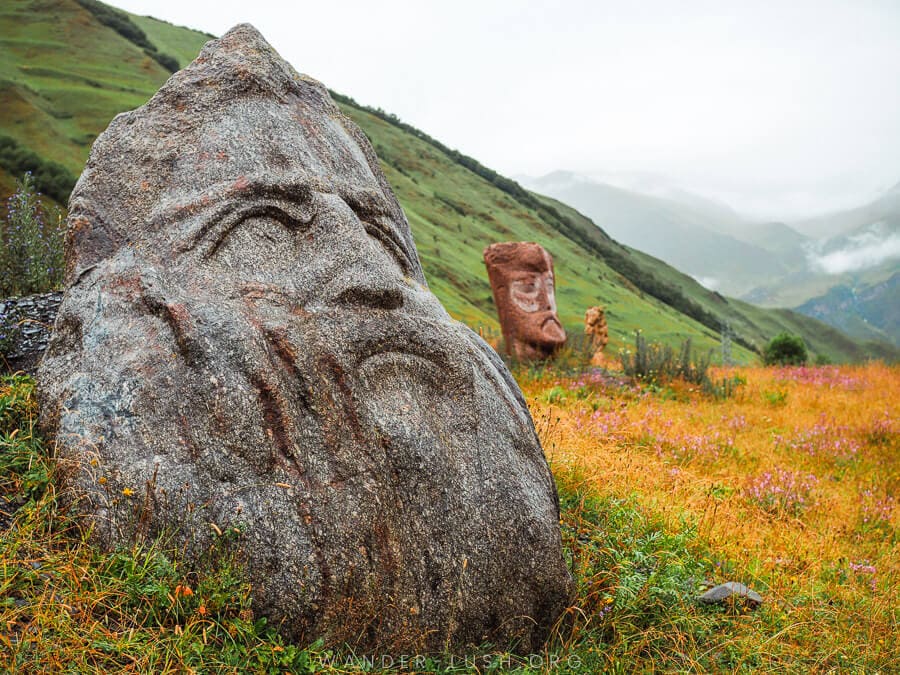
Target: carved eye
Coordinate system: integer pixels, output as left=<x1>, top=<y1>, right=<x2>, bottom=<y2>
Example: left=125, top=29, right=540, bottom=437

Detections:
left=356, top=213, right=415, bottom=275
left=545, top=278, right=557, bottom=312
left=205, top=200, right=317, bottom=258
left=510, top=279, right=542, bottom=312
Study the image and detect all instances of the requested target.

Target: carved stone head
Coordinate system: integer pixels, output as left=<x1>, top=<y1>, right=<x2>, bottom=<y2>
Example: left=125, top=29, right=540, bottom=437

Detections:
left=38, top=25, right=571, bottom=653
left=483, top=241, right=567, bottom=360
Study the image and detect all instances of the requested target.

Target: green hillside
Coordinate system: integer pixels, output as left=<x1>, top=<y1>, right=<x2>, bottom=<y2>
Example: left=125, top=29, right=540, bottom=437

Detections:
left=1, top=0, right=895, bottom=363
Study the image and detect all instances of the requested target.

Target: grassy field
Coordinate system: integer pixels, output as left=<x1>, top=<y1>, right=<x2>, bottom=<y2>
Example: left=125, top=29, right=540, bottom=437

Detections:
left=2, top=359, right=896, bottom=672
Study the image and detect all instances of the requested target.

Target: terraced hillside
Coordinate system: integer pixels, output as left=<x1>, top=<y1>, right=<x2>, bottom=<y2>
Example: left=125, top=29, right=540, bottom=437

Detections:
left=1, top=0, right=894, bottom=363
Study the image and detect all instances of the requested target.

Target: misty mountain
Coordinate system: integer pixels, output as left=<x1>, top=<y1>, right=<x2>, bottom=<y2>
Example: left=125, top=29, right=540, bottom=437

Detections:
left=795, top=272, right=900, bottom=346
left=520, top=171, right=789, bottom=296
left=729, top=221, right=810, bottom=255
left=745, top=190, right=900, bottom=307
left=792, top=181, right=900, bottom=240
left=563, top=169, right=748, bottom=233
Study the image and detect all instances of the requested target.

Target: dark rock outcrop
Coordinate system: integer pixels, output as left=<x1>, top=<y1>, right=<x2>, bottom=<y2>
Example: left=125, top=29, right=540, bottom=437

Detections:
left=0, top=292, right=63, bottom=374
left=37, top=25, right=572, bottom=652
left=483, top=242, right=567, bottom=360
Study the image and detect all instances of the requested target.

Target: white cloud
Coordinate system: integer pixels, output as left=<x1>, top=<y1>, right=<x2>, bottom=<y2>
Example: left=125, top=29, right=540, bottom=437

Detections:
left=807, top=224, right=900, bottom=275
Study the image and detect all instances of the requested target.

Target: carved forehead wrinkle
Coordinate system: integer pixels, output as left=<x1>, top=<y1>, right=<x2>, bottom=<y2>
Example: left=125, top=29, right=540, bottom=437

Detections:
left=170, top=99, right=382, bottom=196
left=496, top=255, right=552, bottom=277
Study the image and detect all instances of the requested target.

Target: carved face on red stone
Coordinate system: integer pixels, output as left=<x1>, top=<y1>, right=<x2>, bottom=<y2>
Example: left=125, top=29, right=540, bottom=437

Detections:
left=483, top=242, right=567, bottom=360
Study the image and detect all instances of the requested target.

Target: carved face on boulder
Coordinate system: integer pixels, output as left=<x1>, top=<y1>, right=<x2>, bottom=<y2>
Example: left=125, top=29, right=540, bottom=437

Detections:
left=483, top=242, right=567, bottom=360
left=39, top=25, right=571, bottom=653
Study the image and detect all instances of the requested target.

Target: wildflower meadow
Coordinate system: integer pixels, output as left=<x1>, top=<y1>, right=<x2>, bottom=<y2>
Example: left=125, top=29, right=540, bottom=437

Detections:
left=521, top=361, right=898, bottom=670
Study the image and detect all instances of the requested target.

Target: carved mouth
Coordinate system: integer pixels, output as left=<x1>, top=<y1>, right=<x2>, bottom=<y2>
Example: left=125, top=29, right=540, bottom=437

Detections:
left=539, top=316, right=566, bottom=343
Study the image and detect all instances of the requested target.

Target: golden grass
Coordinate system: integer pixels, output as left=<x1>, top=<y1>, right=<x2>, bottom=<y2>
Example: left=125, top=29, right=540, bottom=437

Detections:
left=522, top=362, right=900, bottom=668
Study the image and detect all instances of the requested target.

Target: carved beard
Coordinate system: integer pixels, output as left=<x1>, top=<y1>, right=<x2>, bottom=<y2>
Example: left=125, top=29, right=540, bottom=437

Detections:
left=45, top=262, right=558, bottom=645
left=141, top=292, right=551, bottom=638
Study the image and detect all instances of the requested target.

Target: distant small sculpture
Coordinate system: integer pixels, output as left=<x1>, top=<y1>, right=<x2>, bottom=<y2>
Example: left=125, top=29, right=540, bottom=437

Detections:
left=585, top=305, right=611, bottom=367
left=585, top=305, right=608, bottom=351
left=483, top=242, right=566, bottom=360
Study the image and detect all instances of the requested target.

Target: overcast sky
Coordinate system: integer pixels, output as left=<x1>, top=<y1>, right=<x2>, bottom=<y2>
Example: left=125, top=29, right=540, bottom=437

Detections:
left=113, top=0, right=900, bottom=220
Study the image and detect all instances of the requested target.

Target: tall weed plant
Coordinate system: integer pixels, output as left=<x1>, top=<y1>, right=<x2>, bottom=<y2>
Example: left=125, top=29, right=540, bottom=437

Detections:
left=621, top=331, right=712, bottom=385
left=0, top=173, right=65, bottom=296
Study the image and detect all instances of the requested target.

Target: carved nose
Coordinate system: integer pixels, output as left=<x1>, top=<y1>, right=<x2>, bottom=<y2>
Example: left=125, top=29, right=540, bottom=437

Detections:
left=537, top=288, right=552, bottom=312
left=334, top=284, right=404, bottom=310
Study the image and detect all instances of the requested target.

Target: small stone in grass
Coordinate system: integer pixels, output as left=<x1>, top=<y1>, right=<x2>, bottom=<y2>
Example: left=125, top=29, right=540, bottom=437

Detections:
left=699, top=581, right=763, bottom=608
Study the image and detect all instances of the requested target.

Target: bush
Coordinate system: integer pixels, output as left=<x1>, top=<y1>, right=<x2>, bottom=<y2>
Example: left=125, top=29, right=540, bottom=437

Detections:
left=0, top=173, right=65, bottom=296
left=763, top=332, right=808, bottom=366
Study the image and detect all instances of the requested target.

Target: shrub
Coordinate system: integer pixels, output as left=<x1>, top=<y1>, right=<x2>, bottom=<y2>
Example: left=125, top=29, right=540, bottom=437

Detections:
left=145, top=49, right=180, bottom=73
left=763, top=332, right=808, bottom=366
left=0, top=174, right=65, bottom=296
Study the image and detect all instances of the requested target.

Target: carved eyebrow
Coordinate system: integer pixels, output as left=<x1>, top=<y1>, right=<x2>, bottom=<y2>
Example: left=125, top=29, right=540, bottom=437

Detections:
left=178, top=184, right=316, bottom=258
left=341, top=191, right=416, bottom=274
left=201, top=198, right=316, bottom=259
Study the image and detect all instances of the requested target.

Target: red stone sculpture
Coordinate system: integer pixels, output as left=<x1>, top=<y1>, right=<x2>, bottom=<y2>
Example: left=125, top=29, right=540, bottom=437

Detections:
left=483, top=242, right=567, bottom=360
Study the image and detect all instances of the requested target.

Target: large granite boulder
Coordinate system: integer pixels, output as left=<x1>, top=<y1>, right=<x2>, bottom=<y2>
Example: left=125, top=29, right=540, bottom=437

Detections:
left=37, top=25, right=571, bottom=652
left=483, top=242, right=567, bottom=360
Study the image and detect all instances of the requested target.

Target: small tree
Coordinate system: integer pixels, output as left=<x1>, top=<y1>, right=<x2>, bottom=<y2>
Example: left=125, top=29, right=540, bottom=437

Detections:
left=763, top=332, right=808, bottom=366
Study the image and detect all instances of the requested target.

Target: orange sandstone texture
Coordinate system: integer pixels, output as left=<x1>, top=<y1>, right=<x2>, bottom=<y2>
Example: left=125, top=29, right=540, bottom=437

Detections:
left=584, top=305, right=608, bottom=366
left=483, top=242, right=567, bottom=361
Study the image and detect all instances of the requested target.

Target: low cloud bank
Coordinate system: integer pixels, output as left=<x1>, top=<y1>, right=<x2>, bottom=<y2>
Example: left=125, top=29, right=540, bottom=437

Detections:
left=807, top=223, right=900, bottom=275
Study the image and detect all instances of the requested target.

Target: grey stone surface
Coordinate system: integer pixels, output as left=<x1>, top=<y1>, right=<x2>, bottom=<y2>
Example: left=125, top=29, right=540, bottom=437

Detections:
left=698, top=581, right=763, bottom=607
left=0, top=291, right=63, bottom=374
left=37, top=24, right=572, bottom=652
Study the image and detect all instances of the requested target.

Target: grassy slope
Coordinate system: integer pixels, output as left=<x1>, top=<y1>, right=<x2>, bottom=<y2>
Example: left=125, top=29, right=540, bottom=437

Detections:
left=128, top=13, right=212, bottom=69
left=1, top=0, right=894, bottom=364
left=338, top=103, right=743, bottom=358
left=0, top=0, right=170, bottom=176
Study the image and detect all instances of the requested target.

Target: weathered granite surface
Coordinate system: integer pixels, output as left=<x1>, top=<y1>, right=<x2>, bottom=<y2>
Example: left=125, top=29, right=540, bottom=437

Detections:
left=37, top=24, right=572, bottom=652
left=483, top=242, right=567, bottom=361
left=0, top=291, right=63, bottom=374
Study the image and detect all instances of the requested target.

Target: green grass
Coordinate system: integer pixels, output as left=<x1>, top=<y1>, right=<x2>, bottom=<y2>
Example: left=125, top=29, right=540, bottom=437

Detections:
left=128, top=13, right=212, bottom=70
